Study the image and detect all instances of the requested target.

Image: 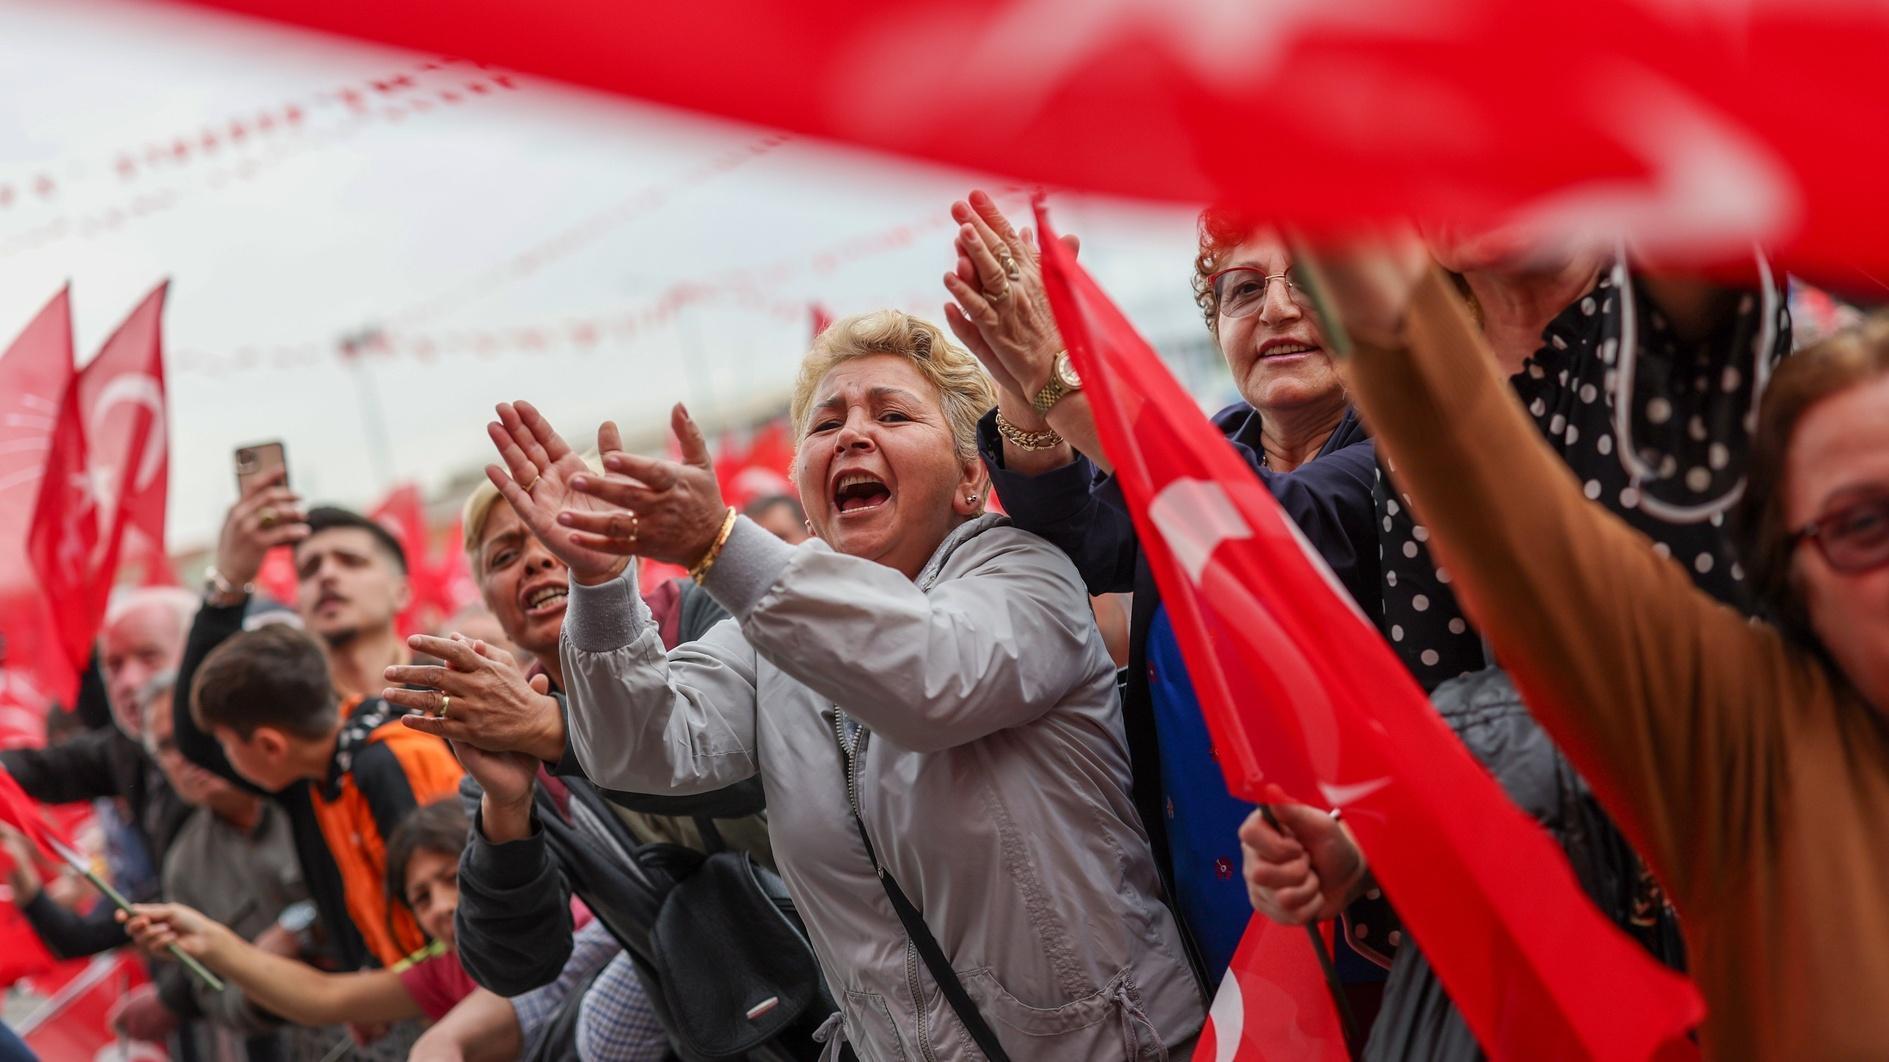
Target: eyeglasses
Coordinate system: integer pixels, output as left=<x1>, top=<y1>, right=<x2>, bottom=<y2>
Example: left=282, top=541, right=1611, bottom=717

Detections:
left=1207, top=266, right=1303, bottom=319
left=1791, top=492, right=1889, bottom=574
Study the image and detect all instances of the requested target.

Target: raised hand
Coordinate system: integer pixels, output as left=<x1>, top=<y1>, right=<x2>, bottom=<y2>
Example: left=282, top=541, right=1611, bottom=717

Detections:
left=940, top=190, right=1076, bottom=407
left=391, top=634, right=565, bottom=763
left=562, top=403, right=729, bottom=569
left=484, top=401, right=631, bottom=586
left=1237, top=802, right=1369, bottom=926
left=213, top=465, right=307, bottom=590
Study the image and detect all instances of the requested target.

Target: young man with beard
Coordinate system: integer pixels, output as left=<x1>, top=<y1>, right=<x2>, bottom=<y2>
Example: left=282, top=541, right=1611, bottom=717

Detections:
left=171, top=469, right=461, bottom=973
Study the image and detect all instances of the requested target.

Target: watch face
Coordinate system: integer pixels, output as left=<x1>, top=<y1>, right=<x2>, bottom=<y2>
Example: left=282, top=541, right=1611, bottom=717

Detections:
left=1056, top=354, right=1082, bottom=389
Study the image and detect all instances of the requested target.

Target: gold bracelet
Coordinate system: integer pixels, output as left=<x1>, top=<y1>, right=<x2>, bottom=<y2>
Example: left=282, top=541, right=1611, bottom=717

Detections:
left=689, top=507, right=740, bottom=585
left=994, top=411, right=1064, bottom=451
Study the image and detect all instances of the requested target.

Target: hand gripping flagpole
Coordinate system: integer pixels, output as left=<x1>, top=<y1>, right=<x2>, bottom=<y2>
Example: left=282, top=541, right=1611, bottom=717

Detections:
left=44, top=835, right=226, bottom=992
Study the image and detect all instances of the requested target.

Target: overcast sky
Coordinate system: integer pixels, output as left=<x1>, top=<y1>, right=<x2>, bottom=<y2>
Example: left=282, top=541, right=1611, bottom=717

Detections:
left=0, top=0, right=1207, bottom=549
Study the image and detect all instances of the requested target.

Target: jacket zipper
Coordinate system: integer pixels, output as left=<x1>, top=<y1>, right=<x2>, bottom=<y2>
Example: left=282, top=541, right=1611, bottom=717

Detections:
left=834, top=709, right=940, bottom=1062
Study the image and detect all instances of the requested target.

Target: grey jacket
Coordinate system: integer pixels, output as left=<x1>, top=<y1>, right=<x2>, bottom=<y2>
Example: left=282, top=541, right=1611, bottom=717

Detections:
left=561, top=514, right=1203, bottom=1061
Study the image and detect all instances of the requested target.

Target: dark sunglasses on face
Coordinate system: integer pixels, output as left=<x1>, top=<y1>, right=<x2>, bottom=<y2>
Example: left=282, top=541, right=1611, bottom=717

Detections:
left=1791, top=492, right=1889, bottom=574
left=1208, top=266, right=1304, bottom=319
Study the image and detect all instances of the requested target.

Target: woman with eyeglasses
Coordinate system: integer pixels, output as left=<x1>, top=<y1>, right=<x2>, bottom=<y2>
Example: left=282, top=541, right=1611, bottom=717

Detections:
left=944, top=191, right=1380, bottom=987
left=1266, top=248, right=1889, bottom=1059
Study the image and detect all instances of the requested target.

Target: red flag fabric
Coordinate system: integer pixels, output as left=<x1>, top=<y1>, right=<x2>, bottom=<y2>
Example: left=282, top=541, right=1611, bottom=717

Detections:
left=0, top=292, right=78, bottom=715
left=1196, top=918, right=1349, bottom=1061
left=180, top=0, right=1889, bottom=277
left=0, top=765, right=72, bottom=861
left=372, top=483, right=480, bottom=636
left=372, top=483, right=438, bottom=636
left=1031, top=201, right=1703, bottom=1060
left=810, top=303, right=834, bottom=342
left=27, top=284, right=170, bottom=696
left=18, top=952, right=160, bottom=1060
left=254, top=544, right=301, bottom=605
left=714, top=418, right=797, bottom=510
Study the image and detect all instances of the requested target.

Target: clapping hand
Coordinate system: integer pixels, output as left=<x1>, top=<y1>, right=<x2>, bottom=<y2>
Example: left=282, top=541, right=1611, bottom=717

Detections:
left=560, top=403, right=730, bottom=569
left=484, top=401, right=634, bottom=586
left=390, top=634, right=565, bottom=763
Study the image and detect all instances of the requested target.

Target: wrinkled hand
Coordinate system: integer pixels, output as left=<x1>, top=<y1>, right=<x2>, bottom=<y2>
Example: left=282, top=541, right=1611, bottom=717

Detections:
left=120, top=902, right=235, bottom=962
left=214, top=466, right=308, bottom=589
left=562, top=403, right=729, bottom=569
left=454, top=738, right=540, bottom=817
left=108, top=983, right=180, bottom=1043
left=1238, top=803, right=1368, bottom=926
left=484, top=401, right=632, bottom=586
left=940, top=190, right=1079, bottom=415
left=390, top=634, right=565, bottom=762
left=0, top=824, right=42, bottom=902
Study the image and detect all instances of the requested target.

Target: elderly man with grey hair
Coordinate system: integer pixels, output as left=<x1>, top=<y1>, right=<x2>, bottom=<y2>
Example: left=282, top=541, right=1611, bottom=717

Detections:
left=2, top=587, right=201, bottom=876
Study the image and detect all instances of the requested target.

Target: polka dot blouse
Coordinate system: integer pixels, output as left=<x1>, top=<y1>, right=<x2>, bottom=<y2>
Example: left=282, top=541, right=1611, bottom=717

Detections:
left=1376, top=258, right=1792, bottom=691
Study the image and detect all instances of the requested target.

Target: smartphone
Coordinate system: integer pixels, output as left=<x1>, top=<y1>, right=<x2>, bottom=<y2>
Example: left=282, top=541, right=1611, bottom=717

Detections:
left=234, top=441, right=288, bottom=495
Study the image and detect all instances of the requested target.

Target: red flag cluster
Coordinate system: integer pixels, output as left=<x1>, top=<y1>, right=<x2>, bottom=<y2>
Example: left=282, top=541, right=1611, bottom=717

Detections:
left=369, top=484, right=479, bottom=637
left=1032, top=201, right=1704, bottom=1059
left=714, top=418, right=797, bottom=511
left=0, top=286, right=171, bottom=717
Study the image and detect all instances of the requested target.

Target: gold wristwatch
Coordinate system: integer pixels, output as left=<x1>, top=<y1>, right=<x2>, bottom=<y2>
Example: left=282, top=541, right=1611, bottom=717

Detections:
left=1029, top=351, right=1083, bottom=416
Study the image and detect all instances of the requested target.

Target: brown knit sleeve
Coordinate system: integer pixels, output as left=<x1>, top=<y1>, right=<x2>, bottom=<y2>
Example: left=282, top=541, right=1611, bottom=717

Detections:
left=1343, top=268, right=1818, bottom=910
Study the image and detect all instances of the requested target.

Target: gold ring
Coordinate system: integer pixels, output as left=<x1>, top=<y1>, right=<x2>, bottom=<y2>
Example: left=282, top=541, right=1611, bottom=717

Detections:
left=258, top=506, right=279, bottom=529
left=986, top=279, right=1011, bottom=301
left=519, top=475, right=538, bottom=493
left=999, top=252, right=1021, bottom=280
left=437, top=694, right=451, bottom=721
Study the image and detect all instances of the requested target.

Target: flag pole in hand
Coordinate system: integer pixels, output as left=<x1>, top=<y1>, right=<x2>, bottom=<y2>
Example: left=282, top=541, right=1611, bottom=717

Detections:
left=45, top=835, right=225, bottom=992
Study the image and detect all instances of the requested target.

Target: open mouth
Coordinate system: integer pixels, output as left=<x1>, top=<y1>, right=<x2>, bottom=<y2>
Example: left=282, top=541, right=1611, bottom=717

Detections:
left=832, top=471, right=892, bottom=516
left=522, top=584, right=568, bottom=618
left=1261, top=342, right=1320, bottom=360
left=315, top=592, right=347, bottom=612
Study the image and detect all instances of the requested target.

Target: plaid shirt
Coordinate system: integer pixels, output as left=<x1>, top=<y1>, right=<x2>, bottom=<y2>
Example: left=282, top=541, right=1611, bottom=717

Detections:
left=510, top=920, right=666, bottom=1060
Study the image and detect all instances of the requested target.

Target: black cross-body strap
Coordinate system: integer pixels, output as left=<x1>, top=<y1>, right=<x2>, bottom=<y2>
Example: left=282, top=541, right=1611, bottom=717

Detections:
left=838, top=725, right=1011, bottom=1061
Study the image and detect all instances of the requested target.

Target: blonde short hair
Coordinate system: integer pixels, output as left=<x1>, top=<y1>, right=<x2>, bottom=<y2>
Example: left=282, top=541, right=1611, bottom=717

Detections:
left=789, top=311, right=996, bottom=460
left=461, top=452, right=604, bottom=569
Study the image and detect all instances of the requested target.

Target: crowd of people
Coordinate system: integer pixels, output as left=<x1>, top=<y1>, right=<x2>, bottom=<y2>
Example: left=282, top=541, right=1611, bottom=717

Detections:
left=2, top=189, right=1884, bottom=1062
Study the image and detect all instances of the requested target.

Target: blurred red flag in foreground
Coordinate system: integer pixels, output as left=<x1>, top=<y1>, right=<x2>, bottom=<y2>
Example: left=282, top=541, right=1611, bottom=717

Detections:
left=26, top=284, right=169, bottom=705
left=1031, top=199, right=1703, bottom=1059
left=183, top=0, right=1887, bottom=278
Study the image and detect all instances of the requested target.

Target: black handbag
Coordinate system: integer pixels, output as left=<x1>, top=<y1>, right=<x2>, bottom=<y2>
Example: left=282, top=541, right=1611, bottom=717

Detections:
left=646, top=822, right=832, bottom=1061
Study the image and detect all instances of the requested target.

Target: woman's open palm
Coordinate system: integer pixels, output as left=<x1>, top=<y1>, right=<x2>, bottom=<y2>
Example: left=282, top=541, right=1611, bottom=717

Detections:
left=484, top=400, right=632, bottom=584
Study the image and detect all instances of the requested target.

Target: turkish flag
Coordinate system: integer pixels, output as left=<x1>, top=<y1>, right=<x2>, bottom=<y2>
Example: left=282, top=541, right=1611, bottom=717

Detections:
left=372, top=484, right=479, bottom=636
left=0, top=291, right=76, bottom=714
left=178, top=0, right=1889, bottom=276
left=1032, top=200, right=1703, bottom=1059
left=714, top=418, right=797, bottom=510
left=0, top=764, right=73, bottom=861
left=1197, top=918, right=1350, bottom=1061
left=372, top=483, right=438, bottom=636
left=26, top=284, right=169, bottom=697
